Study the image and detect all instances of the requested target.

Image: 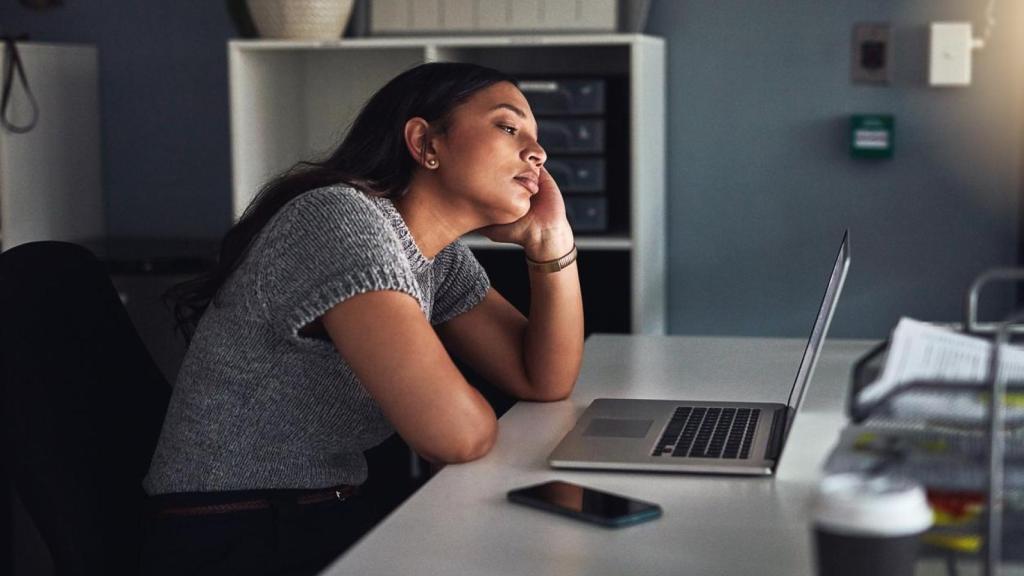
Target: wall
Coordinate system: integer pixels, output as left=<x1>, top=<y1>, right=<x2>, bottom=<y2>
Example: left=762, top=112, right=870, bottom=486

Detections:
left=0, top=1, right=236, bottom=238
left=647, top=0, right=1024, bottom=338
left=2, top=1, right=1022, bottom=338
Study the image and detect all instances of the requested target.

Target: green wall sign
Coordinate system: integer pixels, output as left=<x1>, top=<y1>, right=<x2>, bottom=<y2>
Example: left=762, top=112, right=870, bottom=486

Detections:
left=850, top=114, right=894, bottom=159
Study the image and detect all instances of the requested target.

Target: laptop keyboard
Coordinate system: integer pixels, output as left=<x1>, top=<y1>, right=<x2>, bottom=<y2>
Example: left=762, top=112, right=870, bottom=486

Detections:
left=651, top=407, right=760, bottom=459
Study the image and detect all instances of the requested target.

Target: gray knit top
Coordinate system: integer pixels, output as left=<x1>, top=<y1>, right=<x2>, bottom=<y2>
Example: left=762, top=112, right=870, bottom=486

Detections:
left=143, top=185, right=491, bottom=495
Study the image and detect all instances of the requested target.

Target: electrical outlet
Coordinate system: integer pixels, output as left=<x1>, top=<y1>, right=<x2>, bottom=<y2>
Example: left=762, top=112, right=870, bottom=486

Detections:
left=852, top=23, right=890, bottom=84
left=929, top=22, right=973, bottom=86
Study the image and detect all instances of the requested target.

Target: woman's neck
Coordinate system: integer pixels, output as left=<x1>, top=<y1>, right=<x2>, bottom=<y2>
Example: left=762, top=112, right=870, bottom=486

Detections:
left=392, top=181, right=480, bottom=259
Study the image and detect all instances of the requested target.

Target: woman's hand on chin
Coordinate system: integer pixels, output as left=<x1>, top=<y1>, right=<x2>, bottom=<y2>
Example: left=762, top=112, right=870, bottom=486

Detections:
left=479, top=167, right=575, bottom=260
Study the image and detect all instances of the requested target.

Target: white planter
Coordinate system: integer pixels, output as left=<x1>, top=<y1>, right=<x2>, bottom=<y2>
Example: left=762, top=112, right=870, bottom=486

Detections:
left=246, top=0, right=355, bottom=40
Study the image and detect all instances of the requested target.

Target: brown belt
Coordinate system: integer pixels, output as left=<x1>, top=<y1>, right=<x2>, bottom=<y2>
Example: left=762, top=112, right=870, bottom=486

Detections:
left=153, top=485, right=357, bottom=518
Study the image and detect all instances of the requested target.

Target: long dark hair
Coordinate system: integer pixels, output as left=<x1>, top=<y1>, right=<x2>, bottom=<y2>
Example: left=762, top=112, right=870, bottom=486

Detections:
left=168, top=62, right=518, bottom=341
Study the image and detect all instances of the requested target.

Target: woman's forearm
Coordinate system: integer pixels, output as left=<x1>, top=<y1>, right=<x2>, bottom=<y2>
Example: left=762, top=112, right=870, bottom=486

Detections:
left=521, top=231, right=584, bottom=400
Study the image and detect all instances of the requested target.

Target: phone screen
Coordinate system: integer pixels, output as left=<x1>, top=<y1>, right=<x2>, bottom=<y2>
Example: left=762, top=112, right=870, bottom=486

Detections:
left=507, top=480, right=662, bottom=527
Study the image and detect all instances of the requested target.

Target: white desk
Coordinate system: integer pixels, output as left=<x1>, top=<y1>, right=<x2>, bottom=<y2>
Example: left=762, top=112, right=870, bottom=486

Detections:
left=322, top=335, right=1013, bottom=576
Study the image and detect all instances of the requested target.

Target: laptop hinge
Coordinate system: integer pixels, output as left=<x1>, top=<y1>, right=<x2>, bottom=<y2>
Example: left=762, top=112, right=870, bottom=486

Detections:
left=765, top=408, right=787, bottom=460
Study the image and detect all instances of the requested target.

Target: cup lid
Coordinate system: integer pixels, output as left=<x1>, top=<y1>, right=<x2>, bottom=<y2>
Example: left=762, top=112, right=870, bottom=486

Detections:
left=812, top=473, right=933, bottom=536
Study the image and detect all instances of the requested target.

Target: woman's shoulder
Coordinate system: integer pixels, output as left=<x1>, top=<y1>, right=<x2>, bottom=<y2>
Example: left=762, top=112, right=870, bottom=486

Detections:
left=286, top=184, right=378, bottom=217
left=302, top=183, right=370, bottom=204
left=271, top=184, right=391, bottom=235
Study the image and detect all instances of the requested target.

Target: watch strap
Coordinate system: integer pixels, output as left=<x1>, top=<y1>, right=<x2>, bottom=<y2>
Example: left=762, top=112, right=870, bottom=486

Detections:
left=526, top=244, right=578, bottom=273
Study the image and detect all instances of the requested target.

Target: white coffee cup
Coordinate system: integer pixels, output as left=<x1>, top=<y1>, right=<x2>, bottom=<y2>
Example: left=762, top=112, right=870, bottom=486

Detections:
left=812, top=473, right=933, bottom=576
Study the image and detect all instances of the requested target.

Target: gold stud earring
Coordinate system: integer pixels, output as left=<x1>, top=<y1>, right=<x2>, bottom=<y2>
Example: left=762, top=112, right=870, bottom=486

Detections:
left=427, top=159, right=438, bottom=168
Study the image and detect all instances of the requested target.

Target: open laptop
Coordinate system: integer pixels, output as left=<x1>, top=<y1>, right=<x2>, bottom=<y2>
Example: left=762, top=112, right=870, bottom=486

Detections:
left=549, top=231, right=850, bottom=475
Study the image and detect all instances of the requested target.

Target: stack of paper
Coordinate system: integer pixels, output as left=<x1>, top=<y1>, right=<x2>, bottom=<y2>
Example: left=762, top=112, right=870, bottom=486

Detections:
left=857, top=318, right=1024, bottom=425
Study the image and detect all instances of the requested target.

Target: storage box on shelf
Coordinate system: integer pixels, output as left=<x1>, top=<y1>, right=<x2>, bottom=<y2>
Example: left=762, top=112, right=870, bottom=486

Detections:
left=228, top=34, right=664, bottom=333
left=519, top=77, right=626, bottom=236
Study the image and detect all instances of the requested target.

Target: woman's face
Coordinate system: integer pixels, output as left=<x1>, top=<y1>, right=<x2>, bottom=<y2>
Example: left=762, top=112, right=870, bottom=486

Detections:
left=431, top=81, right=547, bottom=224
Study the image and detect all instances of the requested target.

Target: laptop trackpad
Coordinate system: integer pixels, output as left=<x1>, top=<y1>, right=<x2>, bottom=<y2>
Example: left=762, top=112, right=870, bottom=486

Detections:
left=583, top=418, right=653, bottom=439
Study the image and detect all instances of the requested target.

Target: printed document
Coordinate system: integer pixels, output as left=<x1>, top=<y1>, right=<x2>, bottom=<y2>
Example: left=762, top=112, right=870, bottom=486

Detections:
left=858, top=318, right=1024, bottom=423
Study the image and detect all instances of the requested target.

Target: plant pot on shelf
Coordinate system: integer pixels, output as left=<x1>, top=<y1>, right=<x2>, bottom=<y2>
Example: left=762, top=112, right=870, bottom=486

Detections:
left=245, top=0, right=355, bottom=40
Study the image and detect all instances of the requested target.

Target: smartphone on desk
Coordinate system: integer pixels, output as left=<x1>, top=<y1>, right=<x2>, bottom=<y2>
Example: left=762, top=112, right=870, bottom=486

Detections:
left=507, top=480, right=662, bottom=528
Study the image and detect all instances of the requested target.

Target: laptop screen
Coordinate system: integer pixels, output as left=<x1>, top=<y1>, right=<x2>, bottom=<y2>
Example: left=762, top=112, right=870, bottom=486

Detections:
left=781, top=231, right=851, bottom=442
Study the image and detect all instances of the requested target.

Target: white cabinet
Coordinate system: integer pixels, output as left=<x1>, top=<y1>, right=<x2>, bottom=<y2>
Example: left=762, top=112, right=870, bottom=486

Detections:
left=228, top=34, right=664, bottom=333
left=0, top=42, right=104, bottom=250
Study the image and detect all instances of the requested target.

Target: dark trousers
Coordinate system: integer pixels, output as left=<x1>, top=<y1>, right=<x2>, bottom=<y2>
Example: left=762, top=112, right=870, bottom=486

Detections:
left=141, top=488, right=378, bottom=576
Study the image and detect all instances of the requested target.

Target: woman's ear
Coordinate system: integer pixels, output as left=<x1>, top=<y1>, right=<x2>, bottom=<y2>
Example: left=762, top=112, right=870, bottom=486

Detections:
left=403, top=117, right=439, bottom=170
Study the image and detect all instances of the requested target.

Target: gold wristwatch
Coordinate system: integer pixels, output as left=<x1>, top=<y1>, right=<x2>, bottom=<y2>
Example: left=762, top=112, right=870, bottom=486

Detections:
left=526, top=244, right=578, bottom=273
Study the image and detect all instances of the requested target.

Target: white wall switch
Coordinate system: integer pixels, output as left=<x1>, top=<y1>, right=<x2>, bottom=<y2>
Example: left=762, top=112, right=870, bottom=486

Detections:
left=929, top=22, right=973, bottom=86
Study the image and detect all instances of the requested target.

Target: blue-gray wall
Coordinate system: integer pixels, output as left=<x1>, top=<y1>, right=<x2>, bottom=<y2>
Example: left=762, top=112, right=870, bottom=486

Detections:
left=0, top=1, right=236, bottom=238
left=647, top=0, right=1024, bottom=338
left=2, top=1, right=1022, bottom=339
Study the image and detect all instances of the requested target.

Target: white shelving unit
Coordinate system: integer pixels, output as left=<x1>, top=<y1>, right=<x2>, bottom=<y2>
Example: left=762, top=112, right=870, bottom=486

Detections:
left=228, top=34, right=664, bottom=333
left=0, top=42, right=104, bottom=250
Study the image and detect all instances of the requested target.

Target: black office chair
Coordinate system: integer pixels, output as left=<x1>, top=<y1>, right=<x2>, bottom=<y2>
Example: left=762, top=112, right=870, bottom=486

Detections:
left=1, top=241, right=170, bottom=575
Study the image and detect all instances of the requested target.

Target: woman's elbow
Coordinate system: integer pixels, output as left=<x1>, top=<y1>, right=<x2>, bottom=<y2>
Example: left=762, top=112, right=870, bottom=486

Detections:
left=523, top=378, right=576, bottom=402
left=422, top=419, right=498, bottom=464
left=451, top=426, right=498, bottom=462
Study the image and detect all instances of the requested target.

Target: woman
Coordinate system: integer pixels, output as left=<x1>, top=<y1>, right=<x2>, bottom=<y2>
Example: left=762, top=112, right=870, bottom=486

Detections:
left=142, top=62, right=583, bottom=574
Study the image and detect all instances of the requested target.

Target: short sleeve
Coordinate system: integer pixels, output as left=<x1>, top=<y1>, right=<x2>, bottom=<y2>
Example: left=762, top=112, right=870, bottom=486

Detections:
left=250, top=187, right=425, bottom=338
left=429, top=239, right=491, bottom=326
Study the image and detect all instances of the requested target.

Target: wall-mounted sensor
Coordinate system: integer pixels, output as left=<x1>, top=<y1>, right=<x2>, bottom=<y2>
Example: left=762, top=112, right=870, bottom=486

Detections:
left=929, top=22, right=977, bottom=86
left=852, top=23, right=890, bottom=85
